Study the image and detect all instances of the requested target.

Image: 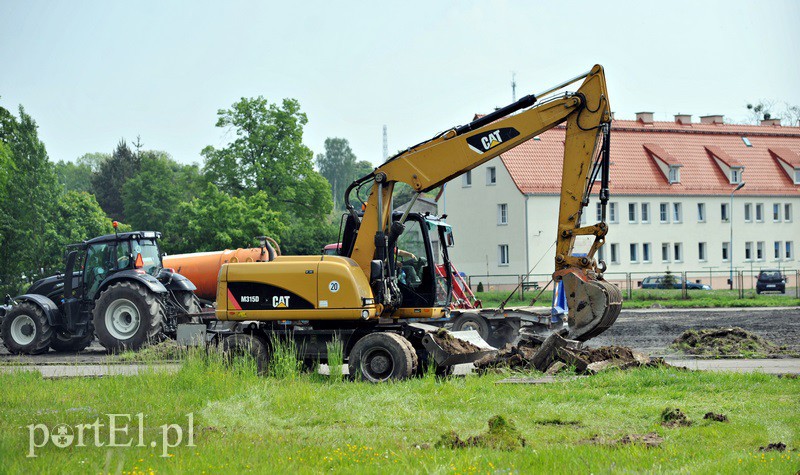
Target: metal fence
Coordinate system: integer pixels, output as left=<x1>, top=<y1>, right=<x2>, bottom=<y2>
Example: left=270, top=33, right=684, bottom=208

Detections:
left=466, top=268, right=800, bottom=301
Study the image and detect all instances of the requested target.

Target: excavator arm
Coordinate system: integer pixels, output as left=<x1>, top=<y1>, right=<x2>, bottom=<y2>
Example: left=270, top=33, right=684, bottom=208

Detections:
left=344, top=64, right=621, bottom=340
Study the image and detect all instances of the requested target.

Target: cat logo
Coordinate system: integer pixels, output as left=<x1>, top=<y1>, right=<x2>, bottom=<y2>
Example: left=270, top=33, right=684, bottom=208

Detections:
left=466, top=127, right=520, bottom=154
left=272, top=296, right=291, bottom=308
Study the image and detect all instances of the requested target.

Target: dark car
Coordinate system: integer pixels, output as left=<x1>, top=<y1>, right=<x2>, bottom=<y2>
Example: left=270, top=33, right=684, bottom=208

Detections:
left=640, top=275, right=711, bottom=290
left=756, top=269, right=786, bottom=294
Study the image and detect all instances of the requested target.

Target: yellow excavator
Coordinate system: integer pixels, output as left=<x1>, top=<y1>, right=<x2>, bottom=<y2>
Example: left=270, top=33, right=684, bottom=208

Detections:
left=209, top=65, right=622, bottom=381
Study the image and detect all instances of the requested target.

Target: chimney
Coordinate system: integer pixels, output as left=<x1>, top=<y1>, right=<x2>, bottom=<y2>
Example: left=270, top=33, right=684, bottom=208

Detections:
left=635, top=112, right=654, bottom=124
left=760, top=118, right=781, bottom=126
left=674, top=114, right=692, bottom=125
left=700, top=114, right=724, bottom=125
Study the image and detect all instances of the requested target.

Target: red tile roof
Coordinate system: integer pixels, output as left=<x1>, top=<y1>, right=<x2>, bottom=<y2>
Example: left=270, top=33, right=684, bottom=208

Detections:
left=705, top=145, right=742, bottom=167
left=499, top=119, right=800, bottom=196
left=769, top=147, right=800, bottom=167
left=643, top=143, right=681, bottom=166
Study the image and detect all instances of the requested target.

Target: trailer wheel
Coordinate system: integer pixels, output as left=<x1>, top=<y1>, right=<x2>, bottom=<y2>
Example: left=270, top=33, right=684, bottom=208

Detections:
left=451, top=314, right=490, bottom=340
left=348, top=332, right=416, bottom=382
left=220, top=333, right=269, bottom=375
left=93, top=281, right=165, bottom=352
left=1, top=302, right=53, bottom=355
left=50, top=331, right=94, bottom=353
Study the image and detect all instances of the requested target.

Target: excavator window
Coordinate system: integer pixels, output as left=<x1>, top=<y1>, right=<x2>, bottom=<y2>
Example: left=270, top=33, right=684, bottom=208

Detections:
left=395, top=218, right=435, bottom=307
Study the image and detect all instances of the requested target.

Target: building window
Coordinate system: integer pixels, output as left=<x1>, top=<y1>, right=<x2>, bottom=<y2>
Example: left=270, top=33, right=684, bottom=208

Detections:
left=697, top=203, right=706, bottom=222
left=673, top=243, right=683, bottom=262
left=641, top=203, right=650, bottom=223
left=742, top=137, right=752, bottom=147
left=610, top=243, right=619, bottom=264
left=629, top=243, right=639, bottom=263
left=757, top=241, right=764, bottom=261
left=773, top=203, right=781, bottom=222
left=744, top=203, right=752, bottom=222
left=721, top=203, right=729, bottom=222
left=730, top=168, right=742, bottom=184
left=795, top=168, right=800, bottom=184
left=661, top=243, right=670, bottom=262
left=756, top=203, right=764, bottom=222
left=745, top=242, right=753, bottom=261
left=462, top=170, right=472, bottom=187
left=487, top=167, right=496, bottom=185
left=659, top=203, right=669, bottom=223
left=498, top=245, right=509, bottom=266
left=642, top=243, right=651, bottom=263
left=672, top=203, right=682, bottom=223
left=609, top=202, right=618, bottom=223
left=628, top=203, right=637, bottom=223
left=774, top=241, right=782, bottom=260
left=785, top=204, right=793, bottom=222
left=787, top=241, right=794, bottom=260
left=722, top=242, right=730, bottom=261
left=668, top=166, right=680, bottom=184
left=497, top=203, right=508, bottom=225
left=698, top=242, right=707, bottom=262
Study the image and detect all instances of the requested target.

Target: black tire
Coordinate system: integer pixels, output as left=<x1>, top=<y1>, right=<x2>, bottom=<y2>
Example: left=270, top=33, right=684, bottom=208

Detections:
left=173, top=291, right=201, bottom=324
left=220, top=333, right=270, bottom=375
left=348, top=332, right=416, bottom=382
left=93, top=281, right=165, bottom=352
left=50, top=331, right=94, bottom=353
left=451, top=314, right=491, bottom=340
left=1, top=302, right=53, bottom=355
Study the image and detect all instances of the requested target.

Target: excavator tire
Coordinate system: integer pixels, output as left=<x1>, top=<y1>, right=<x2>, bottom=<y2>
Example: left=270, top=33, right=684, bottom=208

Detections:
left=348, top=332, right=416, bottom=382
left=1, top=302, right=53, bottom=355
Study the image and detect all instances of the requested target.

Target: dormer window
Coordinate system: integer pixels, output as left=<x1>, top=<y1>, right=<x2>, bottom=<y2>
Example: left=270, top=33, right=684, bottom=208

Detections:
left=730, top=167, right=743, bottom=185
left=643, top=143, right=682, bottom=185
left=768, top=147, right=800, bottom=185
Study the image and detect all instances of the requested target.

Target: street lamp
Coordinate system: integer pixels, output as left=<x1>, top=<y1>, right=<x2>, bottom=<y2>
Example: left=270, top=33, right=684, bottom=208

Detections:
left=729, top=182, right=745, bottom=289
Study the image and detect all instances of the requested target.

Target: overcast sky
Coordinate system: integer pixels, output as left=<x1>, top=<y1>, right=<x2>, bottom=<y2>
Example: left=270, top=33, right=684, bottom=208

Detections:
left=1, top=1, right=798, bottom=167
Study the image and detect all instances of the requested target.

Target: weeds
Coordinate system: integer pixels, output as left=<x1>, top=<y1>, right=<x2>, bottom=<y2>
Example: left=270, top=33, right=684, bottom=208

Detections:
left=268, top=334, right=303, bottom=380
left=326, top=334, right=344, bottom=382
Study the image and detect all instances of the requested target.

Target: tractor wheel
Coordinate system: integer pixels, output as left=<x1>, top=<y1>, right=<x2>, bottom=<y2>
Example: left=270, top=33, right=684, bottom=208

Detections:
left=451, top=313, right=491, bottom=341
left=174, top=291, right=201, bottom=324
left=93, top=281, right=165, bottom=352
left=220, top=333, right=270, bottom=375
left=50, top=331, right=94, bottom=353
left=348, top=332, right=416, bottom=382
left=1, top=302, right=53, bottom=355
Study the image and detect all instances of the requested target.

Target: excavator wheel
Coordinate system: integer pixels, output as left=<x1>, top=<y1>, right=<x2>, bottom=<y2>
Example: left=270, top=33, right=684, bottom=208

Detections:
left=562, top=272, right=622, bottom=342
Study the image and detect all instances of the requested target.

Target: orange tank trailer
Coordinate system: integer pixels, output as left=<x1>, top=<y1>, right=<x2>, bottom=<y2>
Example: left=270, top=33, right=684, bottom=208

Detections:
left=163, top=248, right=266, bottom=301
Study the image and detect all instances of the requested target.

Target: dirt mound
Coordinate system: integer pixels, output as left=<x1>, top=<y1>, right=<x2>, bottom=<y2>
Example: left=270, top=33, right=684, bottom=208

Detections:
left=759, top=442, right=787, bottom=452
left=670, top=327, right=792, bottom=357
left=436, top=415, right=526, bottom=450
left=660, top=407, right=692, bottom=428
left=431, top=328, right=481, bottom=354
left=703, top=412, right=728, bottom=422
left=619, top=432, right=663, bottom=448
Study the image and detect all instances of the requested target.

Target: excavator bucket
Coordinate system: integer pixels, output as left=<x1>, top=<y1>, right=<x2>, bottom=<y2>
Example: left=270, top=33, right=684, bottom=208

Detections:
left=420, top=329, right=497, bottom=367
left=562, top=271, right=622, bottom=341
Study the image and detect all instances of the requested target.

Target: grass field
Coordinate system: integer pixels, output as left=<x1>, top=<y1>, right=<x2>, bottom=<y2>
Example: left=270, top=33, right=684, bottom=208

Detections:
left=475, top=289, right=800, bottom=309
left=1, top=352, right=798, bottom=474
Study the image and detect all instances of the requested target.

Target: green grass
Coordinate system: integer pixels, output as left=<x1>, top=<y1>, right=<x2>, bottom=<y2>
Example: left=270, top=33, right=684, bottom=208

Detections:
left=0, top=352, right=798, bottom=474
left=476, top=289, right=800, bottom=309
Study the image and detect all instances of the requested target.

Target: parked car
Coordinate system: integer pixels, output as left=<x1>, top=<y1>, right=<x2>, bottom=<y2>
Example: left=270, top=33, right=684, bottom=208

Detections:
left=640, top=275, right=711, bottom=290
left=756, top=269, right=786, bottom=294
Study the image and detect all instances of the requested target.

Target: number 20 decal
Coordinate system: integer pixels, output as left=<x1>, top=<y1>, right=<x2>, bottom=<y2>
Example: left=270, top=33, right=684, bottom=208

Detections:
left=329, top=281, right=340, bottom=293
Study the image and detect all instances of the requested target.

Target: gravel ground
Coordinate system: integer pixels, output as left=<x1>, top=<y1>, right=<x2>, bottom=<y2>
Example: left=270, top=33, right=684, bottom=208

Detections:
left=2, top=307, right=799, bottom=364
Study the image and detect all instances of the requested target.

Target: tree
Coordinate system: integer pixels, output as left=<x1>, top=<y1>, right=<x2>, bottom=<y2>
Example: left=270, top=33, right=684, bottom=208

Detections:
left=0, top=105, right=62, bottom=292
left=47, top=191, right=114, bottom=253
left=54, top=160, right=94, bottom=193
left=76, top=152, right=110, bottom=173
left=122, top=151, right=202, bottom=233
left=201, top=97, right=332, bottom=219
left=316, top=138, right=357, bottom=209
left=745, top=100, right=800, bottom=126
left=164, top=183, right=286, bottom=254
left=91, top=139, right=140, bottom=221
left=353, top=160, right=373, bottom=179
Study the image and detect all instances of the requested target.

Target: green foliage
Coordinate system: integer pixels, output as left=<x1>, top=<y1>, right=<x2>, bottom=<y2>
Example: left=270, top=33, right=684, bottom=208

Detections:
left=325, top=334, right=344, bottom=382
left=476, top=281, right=484, bottom=292
left=164, top=183, right=286, bottom=254
left=202, top=96, right=332, bottom=220
left=122, top=151, right=202, bottom=233
left=661, top=269, right=677, bottom=289
left=316, top=137, right=357, bottom=209
left=47, top=191, right=114, bottom=252
left=280, top=217, right=338, bottom=255
left=91, top=139, right=140, bottom=220
left=54, top=159, right=93, bottom=193
left=268, top=334, right=303, bottom=380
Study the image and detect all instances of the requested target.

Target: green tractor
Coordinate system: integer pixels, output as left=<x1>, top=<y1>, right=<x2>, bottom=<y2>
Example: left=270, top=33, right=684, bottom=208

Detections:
left=1, top=229, right=200, bottom=354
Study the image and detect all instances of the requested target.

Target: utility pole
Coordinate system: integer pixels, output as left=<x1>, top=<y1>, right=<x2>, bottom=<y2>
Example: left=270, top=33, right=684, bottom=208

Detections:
left=729, top=182, right=745, bottom=289
left=382, top=125, right=388, bottom=161
left=511, top=72, right=517, bottom=102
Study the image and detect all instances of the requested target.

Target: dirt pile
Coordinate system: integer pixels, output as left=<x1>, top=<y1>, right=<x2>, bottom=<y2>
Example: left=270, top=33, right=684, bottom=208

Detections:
left=703, top=412, right=728, bottom=422
left=670, top=327, right=794, bottom=357
left=436, top=415, right=526, bottom=450
left=618, top=432, right=663, bottom=448
left=431, top=328, right=481, bottom=354
left=474, top=332, right=663, bottom=375
left=759, top=442, right=787, bottom=452
left=660, top=407, right=692, bottom=428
